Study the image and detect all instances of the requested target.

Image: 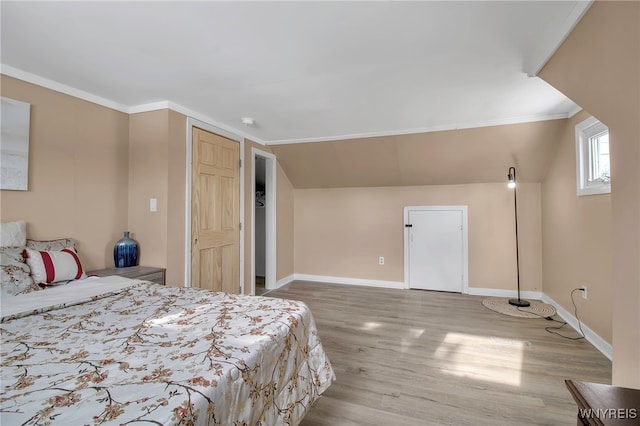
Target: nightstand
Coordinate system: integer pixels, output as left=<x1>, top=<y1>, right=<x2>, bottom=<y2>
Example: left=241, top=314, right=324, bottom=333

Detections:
left=87, top=265, right=166, bottom=285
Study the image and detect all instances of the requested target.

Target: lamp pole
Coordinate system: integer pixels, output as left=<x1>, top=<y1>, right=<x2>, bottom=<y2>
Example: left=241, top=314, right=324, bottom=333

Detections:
left=508, top=166, right=530, bottom=308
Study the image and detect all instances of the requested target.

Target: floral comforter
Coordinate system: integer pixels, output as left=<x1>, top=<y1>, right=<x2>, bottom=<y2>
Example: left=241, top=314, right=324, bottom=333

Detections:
left=0, top=277, right=334, bottom=425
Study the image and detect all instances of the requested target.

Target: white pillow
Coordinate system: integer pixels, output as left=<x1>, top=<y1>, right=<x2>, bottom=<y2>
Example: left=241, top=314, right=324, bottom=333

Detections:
left=25, top=248, right=87, bottom=285
left=1, top=246, right=40, bottom=296
left=0, top=221, right=26, bottom=248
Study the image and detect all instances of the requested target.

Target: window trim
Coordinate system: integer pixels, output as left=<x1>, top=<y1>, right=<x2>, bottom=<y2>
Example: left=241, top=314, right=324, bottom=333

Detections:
left=575, top=116, right=611, bottom=196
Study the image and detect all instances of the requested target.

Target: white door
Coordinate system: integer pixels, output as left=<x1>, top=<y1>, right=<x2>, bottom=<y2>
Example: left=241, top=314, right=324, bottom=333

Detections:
left=406, top=207, right=467, bottom=292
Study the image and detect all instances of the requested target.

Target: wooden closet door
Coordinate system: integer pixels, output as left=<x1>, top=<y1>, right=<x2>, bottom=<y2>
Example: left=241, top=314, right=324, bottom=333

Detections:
left=191, top=127, right=240, bottom=293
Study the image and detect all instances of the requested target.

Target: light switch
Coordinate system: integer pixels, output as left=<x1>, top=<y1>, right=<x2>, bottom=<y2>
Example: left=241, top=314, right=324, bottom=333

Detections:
left=150, top=198, right=157, bottom=212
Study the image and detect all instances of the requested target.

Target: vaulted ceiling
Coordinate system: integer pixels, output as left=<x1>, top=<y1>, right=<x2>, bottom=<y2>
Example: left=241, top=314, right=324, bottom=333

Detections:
left=2, top=1, right=589, bottom=146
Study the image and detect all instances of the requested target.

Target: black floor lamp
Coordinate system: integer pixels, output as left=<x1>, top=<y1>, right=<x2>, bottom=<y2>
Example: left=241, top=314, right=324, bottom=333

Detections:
left=507, top=166, right=530, bottom=308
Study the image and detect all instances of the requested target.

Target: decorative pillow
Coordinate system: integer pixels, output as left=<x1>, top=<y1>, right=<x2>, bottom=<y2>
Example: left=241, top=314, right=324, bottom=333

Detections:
left=1, top=246, right=40, bottom=296
left=0, top=221, right=27, bottom=248
left=24, top=248, right=87, bottom=285
left=26, top=238, right=76, bottom=252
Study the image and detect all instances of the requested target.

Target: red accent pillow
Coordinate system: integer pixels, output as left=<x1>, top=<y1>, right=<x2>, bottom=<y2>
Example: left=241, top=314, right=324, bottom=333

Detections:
left=25, top=248, right=87, bottom=285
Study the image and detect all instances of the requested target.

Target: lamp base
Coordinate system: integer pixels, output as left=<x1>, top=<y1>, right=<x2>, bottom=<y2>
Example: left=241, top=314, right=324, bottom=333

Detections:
left=508, top=298, right=531, bottom=307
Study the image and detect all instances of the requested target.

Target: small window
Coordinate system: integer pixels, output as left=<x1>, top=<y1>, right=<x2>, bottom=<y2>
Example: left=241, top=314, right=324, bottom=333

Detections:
left=575, top=116, right=610, bottom=196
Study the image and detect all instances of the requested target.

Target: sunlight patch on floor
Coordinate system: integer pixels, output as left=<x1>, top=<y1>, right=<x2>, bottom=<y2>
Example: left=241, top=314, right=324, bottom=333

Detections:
left=360, top=321, right=382, bottom=330
left=434, top=332, right=524, bottom=386
left=398, top=328, right=426, bottom=352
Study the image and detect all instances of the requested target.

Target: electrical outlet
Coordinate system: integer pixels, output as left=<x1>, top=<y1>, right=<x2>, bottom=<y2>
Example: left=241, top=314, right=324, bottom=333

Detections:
left=379, top=256, right=384, bottom=265
left=580, top=286, right=587, bottom=300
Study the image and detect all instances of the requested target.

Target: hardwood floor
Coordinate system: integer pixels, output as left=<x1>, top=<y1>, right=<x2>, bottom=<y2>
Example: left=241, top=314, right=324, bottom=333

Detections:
left=268, top=281, right=611, bottom=426
left=255, top=276, right=267, bottom=296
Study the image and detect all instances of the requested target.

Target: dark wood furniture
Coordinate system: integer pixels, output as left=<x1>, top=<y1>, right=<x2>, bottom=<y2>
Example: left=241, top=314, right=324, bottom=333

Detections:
left=565, top=380, right=640, bottom=425
left=88, top=265, right=166, bottom=285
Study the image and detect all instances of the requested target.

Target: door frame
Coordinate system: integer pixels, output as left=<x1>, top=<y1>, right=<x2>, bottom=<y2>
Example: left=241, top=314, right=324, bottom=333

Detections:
left=251, top=148, right=277, bottom=295
left=185, top=117, right=245, bottom=292
left=403, top=205, right=469, bottom=293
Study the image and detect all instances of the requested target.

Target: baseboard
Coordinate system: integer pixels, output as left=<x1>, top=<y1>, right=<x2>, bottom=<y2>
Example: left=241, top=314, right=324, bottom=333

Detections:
left=276, top=276, right=613, bottom=361
left=467, top=287, right=543, bottom=300
left=540, top=293, right=612, bottom=361
left=293, top=273, right=405, bottom=290
left=275, top=274, right=295, bottom=289
left=260, top=274, right=294, bottom=296
left=468, top=287, right=611, bottom=360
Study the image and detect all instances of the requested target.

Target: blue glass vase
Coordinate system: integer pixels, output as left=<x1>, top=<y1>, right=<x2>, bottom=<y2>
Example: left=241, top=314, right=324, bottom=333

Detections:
left=113, top=231, right=138, bottom=268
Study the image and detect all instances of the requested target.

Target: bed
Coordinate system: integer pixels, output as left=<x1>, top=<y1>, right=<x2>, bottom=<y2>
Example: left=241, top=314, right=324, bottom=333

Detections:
left=0, top=276, right=334, bottom=425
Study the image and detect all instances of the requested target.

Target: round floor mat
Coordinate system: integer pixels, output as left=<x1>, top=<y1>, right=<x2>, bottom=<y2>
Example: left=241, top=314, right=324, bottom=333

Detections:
left=482, top=297, right=556, bottom=319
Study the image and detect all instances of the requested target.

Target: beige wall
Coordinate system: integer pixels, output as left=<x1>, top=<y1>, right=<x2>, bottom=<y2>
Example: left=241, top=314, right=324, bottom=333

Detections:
left=0, top=74, right=276, bottom=292
left=270, top=119, right=565, bottom=188
left=539, top=1, right=639, bottom=386
left=166, top=110, right=187, bottom=286
left=276, top=162, right=294, bottom=281
left=128, top=111, right=170, bottom=271
left=542, top=110, right=613, bottom=344
left=294, top=183, right=542, bottom=291
left=0, top=75, right=129, bottom=270
left=129, top=110, right=187, bottom=287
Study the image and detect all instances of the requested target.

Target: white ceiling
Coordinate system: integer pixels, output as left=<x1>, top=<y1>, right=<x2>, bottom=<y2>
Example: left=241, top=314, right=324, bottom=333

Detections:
left=1, top=1, right=590, bottom=144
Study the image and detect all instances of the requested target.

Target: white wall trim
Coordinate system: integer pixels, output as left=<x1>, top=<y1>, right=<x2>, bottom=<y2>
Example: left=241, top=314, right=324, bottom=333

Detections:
left=467, top=286, right=611, bottom=360
left=250, top=148, right=277, bottom=295
left=525, top=0, right=594, bottom=77
left=2, top=64, right=576, bottom=148
left=567, top=104, right=583, bottom=119
left=1, top=65, right=268, bottom=146
left=266, top=114, right=571, bottom=145
left=184, top=120, right=193, bottom=288
left=128, top=100, right=171, bottom=114
left=250, top=154, right=256, bottom=295
left=135, top=101, right=267, bottom=145
left=541, top=293, right=612, bottom=361
left=294, top=273, right=404, bottom=290
left=260, top=274, right=295, bottom=295
left=1, top=64, right=129, bottom=113
left=185, top=118, right=245, bottom=294
left=575, top=116, right=611, bottom=196
left=276, top=274, right=295, bottom=289
left=403, top=205, right=468, bottom=293
left=239, top=138, right=245, bottom=295
left=270, top=274, right=613, bottom=361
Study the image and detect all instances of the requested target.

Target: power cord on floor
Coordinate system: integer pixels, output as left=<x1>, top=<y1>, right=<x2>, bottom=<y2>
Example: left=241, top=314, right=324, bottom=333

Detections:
left=517, top=288, right=585, bottom=340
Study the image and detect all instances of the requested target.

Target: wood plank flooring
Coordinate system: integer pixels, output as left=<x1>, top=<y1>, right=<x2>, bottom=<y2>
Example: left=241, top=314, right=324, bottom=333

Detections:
left=255, top=276, right=267, bottom=296
left=267, top=281, right=611, bottom=426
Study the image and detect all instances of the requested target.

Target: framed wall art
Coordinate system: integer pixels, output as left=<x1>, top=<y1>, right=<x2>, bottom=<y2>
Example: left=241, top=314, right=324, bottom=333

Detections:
left=1, top=97, right=31, bottom=191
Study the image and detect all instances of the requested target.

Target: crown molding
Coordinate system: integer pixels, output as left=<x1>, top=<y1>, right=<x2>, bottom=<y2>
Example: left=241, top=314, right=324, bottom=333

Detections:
left=524, top=0, right=594, bottom=77
left=130, top=101, right=267, bottom=145
left=567, top=104, right=583, bottom=118
left=2, top=64, right=575, bottom=147
left=266, top=113, right=571, bottom=145
left=1, top=65, right=267, bottom=145
left=1, top=64, right=129, bottom=113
